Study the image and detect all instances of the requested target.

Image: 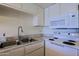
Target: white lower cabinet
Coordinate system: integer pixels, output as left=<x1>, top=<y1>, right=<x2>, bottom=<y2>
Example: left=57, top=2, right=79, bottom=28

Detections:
left=45, top=41, right=65, bottom=56
left=77, top=49, right=79, bottom=56
left=0, top=40, right=77, bottom=56
left=0, top=47, right=24, bottom=56
left=0, top=41, right=44, bottom=56
left=45, top=40, right=77, bottom=56
left=26, top=47, right=44, bottom=56
left=46, top=47, right=65, bottom=56
left=22, top=3, right=37, bottom=15
left=25, top=41, right=44, bottom=56
left=64, top=46, right=77, bottom=56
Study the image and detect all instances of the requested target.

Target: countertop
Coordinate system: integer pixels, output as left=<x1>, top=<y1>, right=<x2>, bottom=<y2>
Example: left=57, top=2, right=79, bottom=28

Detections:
left=43, top=36, right=79, bottom=49
left=0, top=38, right=43, bottom=53
left=0, top=34, right=79, bottom=53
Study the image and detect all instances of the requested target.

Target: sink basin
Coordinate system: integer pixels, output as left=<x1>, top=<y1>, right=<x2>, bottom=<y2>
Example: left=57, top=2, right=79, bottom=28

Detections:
left=21, top=38, right=37, bottom=43
left=63, top=41, right=76, bottom=45
left=0, top=41, right=16, bottom=48
left=0, top=37, right=37, bottom=48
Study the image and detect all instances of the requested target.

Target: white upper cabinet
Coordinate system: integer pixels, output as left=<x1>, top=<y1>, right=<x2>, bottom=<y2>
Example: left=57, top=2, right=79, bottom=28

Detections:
left=47, top=4, right=60, bottom=19
left=45, top=3, right=79, bottom=28
left=65, top=12, right=79, bottom=28
left=60, top=3, right=78, bottom=15
left=49, top=15, right=66, bottom=28
left=44, top=4, right=60, bottom=27
left=21, top=3, right=44, bottom=26
left=22, top=3, right=37, bottom=15
left=60, top=3, right=79, bottom=28
left=32, top=7, right=44, bottom=26
left=36, top=7, right=44, bottom=26
left=1, top=3, right=38, bottom=15
left=45, top=8, right=49, bottom=26
left=45, top=4, right=62, bottom=28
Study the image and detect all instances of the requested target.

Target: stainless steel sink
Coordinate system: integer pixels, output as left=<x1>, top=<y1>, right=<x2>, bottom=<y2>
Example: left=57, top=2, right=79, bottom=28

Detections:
left=21, top=38, right=37, bottom=43
left=0, top=37, right=37, bottom=48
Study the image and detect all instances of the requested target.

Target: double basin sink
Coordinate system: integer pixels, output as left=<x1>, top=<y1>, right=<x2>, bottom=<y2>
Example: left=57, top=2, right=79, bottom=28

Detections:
left=0, top=36, right=37, bottom=48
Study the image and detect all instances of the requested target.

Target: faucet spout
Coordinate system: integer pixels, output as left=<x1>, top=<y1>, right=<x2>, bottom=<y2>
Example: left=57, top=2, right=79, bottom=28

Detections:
left=18, top=26, right=24, bottom=41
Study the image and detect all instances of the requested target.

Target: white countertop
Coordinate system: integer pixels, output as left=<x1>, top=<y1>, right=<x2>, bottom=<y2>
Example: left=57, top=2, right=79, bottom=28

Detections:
left=43, top=36, right=79, bottom=49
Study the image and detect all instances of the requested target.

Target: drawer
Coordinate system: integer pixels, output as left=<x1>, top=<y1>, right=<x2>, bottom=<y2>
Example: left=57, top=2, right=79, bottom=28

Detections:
left=25, top=41, right=44, bottom=54
left=26, top=47, right=44, bottom=56
left=0, top=47, right=24, bottom=56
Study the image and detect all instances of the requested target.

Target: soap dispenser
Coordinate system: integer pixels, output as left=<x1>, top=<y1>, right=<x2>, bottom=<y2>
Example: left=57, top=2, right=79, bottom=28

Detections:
left=0, top=33, right=6, bottom=48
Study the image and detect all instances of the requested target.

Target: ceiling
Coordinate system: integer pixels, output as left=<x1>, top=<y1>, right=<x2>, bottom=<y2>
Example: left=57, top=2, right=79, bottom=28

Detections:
left=35, top=3, right=55, bottom=9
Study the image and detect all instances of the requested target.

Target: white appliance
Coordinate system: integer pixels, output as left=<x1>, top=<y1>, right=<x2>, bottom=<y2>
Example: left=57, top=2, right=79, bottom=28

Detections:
left=0, top=33, right=6, bottom=44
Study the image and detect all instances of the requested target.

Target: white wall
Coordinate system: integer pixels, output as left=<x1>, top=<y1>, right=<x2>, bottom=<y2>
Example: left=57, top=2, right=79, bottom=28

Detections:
left=0, top=7, right=42, bottom=37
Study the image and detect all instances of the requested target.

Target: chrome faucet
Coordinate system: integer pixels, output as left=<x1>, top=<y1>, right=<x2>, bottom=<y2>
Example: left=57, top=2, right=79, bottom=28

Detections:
left=18, top=26, right=24, bottom=41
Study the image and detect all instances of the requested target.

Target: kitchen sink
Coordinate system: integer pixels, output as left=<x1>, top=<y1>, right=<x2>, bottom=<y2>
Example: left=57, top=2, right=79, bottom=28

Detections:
left=0, top=37, right=37, bottom=48
left=21, top=38, right=37, bottom=43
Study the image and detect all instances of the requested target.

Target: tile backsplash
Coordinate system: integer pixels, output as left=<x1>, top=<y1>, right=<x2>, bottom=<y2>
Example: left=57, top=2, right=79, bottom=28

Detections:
left=52, top=28, right=79, bottom=41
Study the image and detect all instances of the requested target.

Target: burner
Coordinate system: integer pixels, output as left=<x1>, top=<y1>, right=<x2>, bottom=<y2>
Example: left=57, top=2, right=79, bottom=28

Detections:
left=53, top=37, right=58, bottom=39
left=63, top=41, right=75, bottom=45
left=49, top=39, right=54, bottom=41
left=68, top=40, right=76, bottom=43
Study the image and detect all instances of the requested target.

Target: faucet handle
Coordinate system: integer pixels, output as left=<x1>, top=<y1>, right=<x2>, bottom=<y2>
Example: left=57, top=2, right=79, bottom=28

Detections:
left=16, top=40, right=21, bottom=45
left=3, top=33, right=5, bottom=36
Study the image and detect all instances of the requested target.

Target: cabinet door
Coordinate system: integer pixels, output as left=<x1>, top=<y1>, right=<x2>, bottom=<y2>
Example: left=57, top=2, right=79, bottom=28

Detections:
left=25, top=41, right=44, bottom=55
left=45, top=40, right=65, bottom=56
left=0, top=47, right=24, bottom=56
left=36, top=7, right=44, bottom=26
left=26, top=47, right=44, bottom=56
left=77, top=49, right=79, bottom=56
left=65, top=12, right=78, bottom=28
left=45, top=44, right=65, bottom=56
left=60, top=3, right=78, bottom=15
left=69, top=13, right=78, bottom=28
left=47, top=4, right=60, bottom=19
left=49, top=16, right=66, bottom=28
left=32, top=8, right=44, bottom=26
left=45, top=39, right=77, bottom=56
left=22, top=3, right=37, bottom=15
left=0, top=53, right=7, bottom=56
left=64, top=46, right=77, bottom=56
